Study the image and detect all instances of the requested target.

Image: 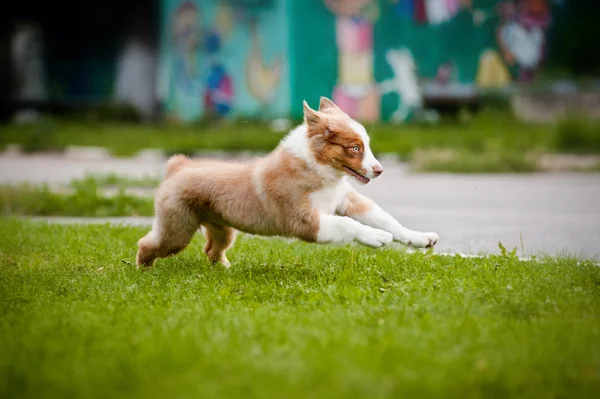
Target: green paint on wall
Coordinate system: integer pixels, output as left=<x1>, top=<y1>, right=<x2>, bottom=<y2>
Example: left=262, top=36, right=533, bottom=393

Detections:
left=287, top=0, right=337, bottom=119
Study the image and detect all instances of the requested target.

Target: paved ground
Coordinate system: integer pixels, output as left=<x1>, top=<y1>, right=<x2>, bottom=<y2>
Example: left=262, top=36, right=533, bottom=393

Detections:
left=2, top=153, right=600, bottom=259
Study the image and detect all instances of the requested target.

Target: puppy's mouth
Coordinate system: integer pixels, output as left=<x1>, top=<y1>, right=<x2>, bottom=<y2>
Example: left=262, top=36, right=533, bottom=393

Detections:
left=343, top=166, right=370, bottom=184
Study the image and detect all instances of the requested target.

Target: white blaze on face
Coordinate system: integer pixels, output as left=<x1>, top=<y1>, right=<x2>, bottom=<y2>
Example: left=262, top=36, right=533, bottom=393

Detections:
left=349, top=120, right=382, bottom=178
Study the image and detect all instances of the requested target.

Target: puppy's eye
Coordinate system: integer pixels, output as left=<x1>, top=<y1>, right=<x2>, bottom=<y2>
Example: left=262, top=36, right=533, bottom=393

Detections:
left=352, top=146, right=360, bottom=152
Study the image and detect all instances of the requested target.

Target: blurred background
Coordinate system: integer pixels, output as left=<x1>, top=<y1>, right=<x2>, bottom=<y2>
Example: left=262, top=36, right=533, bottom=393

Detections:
left=1, top=0, right=599, bottom=125
left=2, top=4, right=600, bottom=396
left=1, top=0, right=600, bottom=256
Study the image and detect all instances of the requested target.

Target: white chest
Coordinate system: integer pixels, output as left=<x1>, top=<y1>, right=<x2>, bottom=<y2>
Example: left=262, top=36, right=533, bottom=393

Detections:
left=309, top=179, right=350, bottom=215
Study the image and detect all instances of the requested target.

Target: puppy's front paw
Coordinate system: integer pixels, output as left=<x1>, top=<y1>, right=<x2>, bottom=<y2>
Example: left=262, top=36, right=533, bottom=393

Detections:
left=358, top=227, right=394, bottom=248
left=408, top=232, right=439, bottom=249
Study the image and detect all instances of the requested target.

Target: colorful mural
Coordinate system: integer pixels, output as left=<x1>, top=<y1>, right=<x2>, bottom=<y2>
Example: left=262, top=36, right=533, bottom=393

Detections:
left=325, top=0, right=381, bottom=122
left=158, top=0, right=289, bottom=122
left=159, top=0, right=560, bottom=123
left=495, top=0, right=552, bottom=82
left=245, top=21, right=283, bottom=107
left=379, top=48, right=424, bottom=123
left=390, top=0, right=470, bottom=25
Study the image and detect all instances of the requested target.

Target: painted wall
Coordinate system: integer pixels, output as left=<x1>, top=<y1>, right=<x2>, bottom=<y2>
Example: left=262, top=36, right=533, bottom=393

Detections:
left=291, top=0, right=557, bottom=121
left=157, top=0, right=290, bottom=122
left=159, top=0, right=558, bottom=122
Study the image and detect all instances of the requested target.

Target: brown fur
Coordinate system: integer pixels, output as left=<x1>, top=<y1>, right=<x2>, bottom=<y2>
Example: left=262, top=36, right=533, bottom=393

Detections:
left=136, top=148, right=325, bottom=268
left=136, top=98, right=381, bottom=268
left=304, top=101, right=367, bottom=177
left=339, top=191, right=374, bottom=216
left=165, top=154, right=191, bottom=178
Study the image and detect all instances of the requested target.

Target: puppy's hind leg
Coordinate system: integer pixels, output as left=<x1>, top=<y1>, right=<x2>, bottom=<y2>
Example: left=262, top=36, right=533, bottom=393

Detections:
left=202, top=224, right=237, bottom=268
left=136, top=201, right=199, bottom=268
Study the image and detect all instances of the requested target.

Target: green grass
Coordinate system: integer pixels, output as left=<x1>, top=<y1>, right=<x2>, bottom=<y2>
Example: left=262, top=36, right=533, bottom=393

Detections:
left=0, top=111, right=555, bottom=159
left=3, top=111, right=599, bottom=173
left=555, top=116, right=600, bottom=154
left=1, top=119, right=286, bottom=157
left=0, top=181, right=153, bottom=217
left=411, top=149, right=539, bottom=174
left=1, top=219, right=599, bottom=398
left=71, top=173, right=161, bottom=189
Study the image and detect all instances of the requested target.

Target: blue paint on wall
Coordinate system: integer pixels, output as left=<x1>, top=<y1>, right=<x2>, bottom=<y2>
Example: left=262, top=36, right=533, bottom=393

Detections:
left=158, top=0, right=289, bottom=122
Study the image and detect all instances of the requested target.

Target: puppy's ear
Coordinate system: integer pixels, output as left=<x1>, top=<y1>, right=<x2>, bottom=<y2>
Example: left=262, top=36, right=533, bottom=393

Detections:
left=319, top=97, right=341, bottom=112
left=323, top=127, right=336, bottom=140
left=303, top=101, right=323, bottom=128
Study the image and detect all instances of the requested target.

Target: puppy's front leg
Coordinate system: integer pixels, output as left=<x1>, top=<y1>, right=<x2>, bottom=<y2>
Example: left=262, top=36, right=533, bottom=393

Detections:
left=316, top=214, right=393, bottom=248
left=338, top=191, right=439, bottom=248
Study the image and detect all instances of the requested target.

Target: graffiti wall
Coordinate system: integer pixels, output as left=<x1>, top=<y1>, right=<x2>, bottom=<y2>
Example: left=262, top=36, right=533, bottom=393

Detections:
left=157, top=0, right=289, bottom=122
left=289, top=0, right=557, bottom=122
left=159, top=0, right=559, bottom=122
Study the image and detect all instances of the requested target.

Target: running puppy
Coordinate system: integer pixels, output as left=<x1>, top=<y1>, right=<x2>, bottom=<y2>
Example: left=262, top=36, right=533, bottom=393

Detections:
left=136, top=97, right=438, bottom=268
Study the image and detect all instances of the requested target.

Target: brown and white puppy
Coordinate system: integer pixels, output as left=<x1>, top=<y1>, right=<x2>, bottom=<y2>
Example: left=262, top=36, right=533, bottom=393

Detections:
left=136, top=97, right=438, bottom=268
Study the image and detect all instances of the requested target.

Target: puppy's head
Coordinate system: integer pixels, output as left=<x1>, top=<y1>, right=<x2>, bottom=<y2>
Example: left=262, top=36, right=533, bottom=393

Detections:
left=303, top=97, right=382, bottom=184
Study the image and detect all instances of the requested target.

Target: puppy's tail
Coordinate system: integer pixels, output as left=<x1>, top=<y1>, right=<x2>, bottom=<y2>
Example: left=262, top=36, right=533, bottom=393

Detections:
left=165, top=154, right=191, bottom=179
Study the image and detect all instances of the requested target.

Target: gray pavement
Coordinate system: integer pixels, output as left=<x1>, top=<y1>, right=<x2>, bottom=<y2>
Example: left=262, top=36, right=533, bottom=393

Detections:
left=2, top=152, right=599, bottom=259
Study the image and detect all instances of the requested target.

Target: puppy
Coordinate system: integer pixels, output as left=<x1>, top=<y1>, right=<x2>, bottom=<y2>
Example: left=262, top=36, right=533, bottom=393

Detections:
left=136, top=97, right=438, bottom=268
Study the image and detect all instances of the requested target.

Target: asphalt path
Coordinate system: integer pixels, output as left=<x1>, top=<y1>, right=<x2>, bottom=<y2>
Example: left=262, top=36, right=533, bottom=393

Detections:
left=2, top=153, right=599, bottom=259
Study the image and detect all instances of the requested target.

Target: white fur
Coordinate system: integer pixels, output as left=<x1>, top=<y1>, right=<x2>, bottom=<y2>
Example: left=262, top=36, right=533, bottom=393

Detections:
left=283, top=118, right=435, bottom=249
left=316, top=214, right=393, bottom=248
left=282, top=123, right=397, bottom=248
left=281, top=124, right=340, bottom=182
left=348, top=120, right=381, bottom=178
left=280, top=124, right=313, bottom=162
left=251, top=159, right=268, bottom=205
left=138, top=100, right=439, bottom=270
left=351, top=205, right=439, bottom=248
left=310, top=179, right=349, bottom=215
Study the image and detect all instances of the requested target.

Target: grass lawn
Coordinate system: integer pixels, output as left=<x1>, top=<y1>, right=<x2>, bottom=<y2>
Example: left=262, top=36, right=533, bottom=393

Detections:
left=0, top=178, right=154, bottom=217
left=2, top=112, right=599, bottom=173
left=1, top=218, right=599, bottom=398
left=0, top=112, right=554, bottom=157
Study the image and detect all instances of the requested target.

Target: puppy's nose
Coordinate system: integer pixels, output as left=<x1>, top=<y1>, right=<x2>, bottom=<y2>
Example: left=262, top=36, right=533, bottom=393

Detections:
left=373, top=165, right=383, bottom=177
